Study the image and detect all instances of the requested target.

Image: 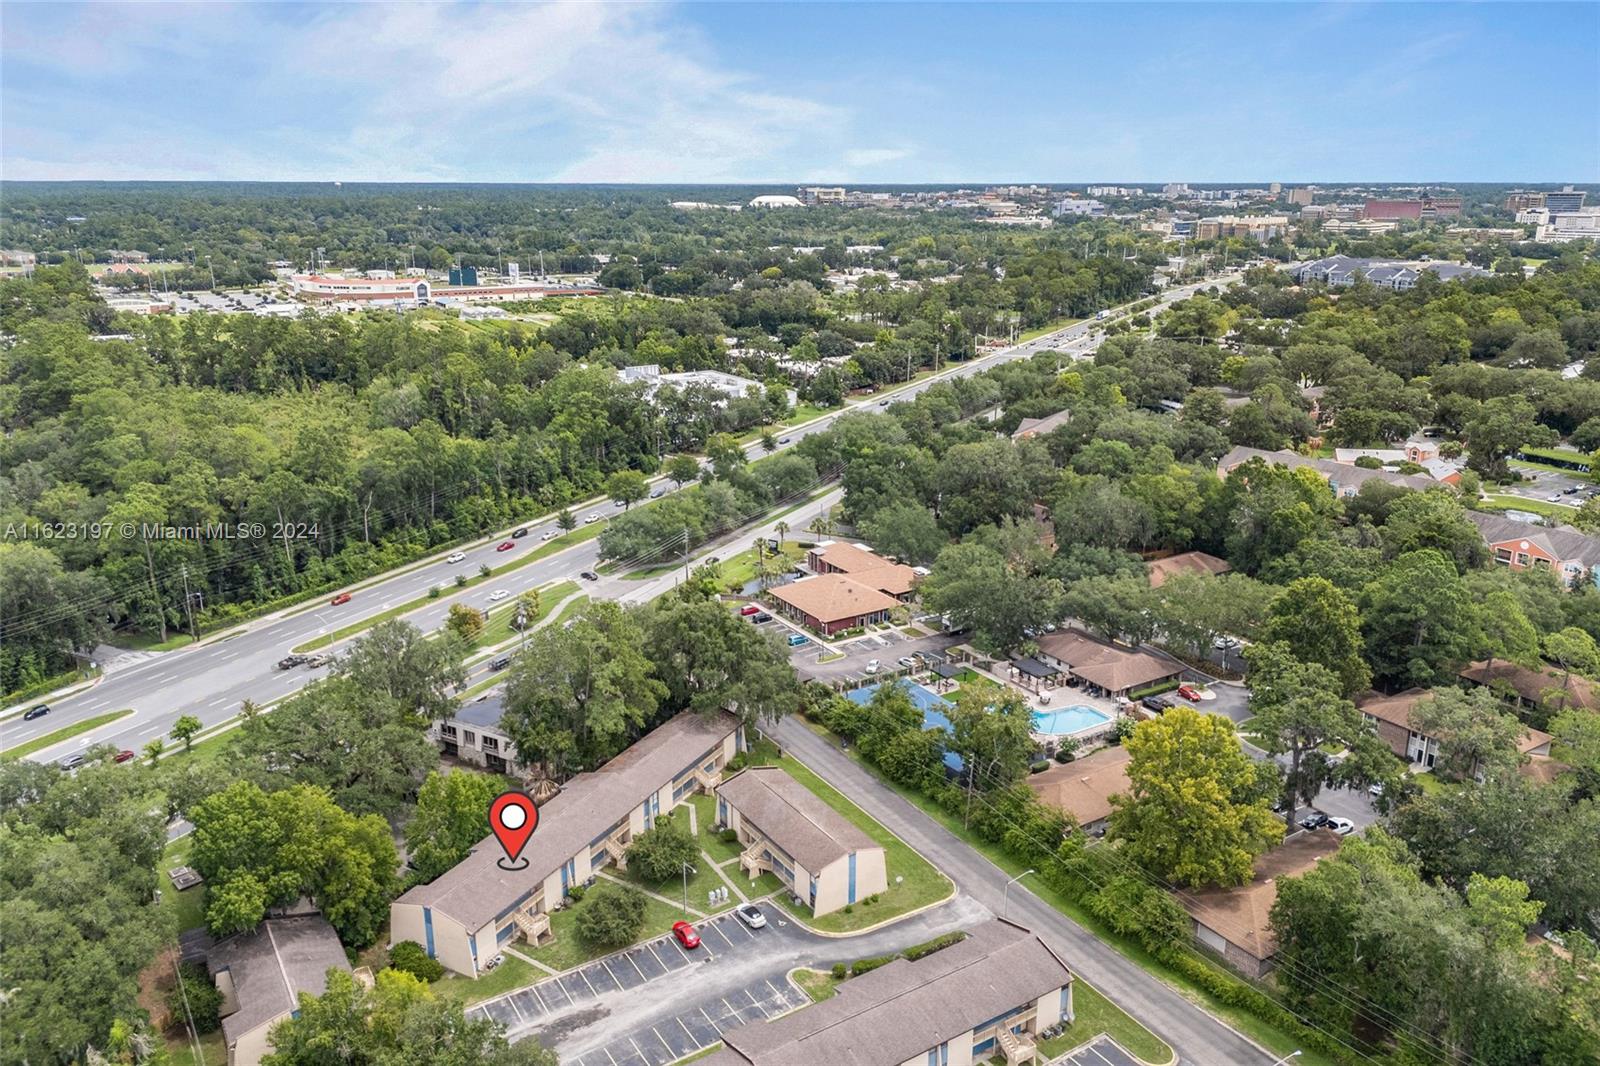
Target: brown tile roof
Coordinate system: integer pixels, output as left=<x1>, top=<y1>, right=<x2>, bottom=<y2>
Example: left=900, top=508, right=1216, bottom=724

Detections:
left=716, top=766, right=879, bottom=872
left=769, top=573, right=902, bottom=624
left=211, top=916, right=350, bottom=1047
left=1459, top=659, right=1600, bottom=711
left=1035, top=629, right=1182, bottom=693
left=715, top=920, right=1073, bottom=1065
left=1519, top=754, right=1571, bottom=785
left=1026, top=745, right=1131, bottom=827
left=397, top=712, right=737, bottom=930
left=1012, top=409, right=1073, bottom=439
left=811, top=542, right=920, bottom=596
left=1181, top=830, right=1341, bottom=962
left=1146, top=551, right=1232, bottom=588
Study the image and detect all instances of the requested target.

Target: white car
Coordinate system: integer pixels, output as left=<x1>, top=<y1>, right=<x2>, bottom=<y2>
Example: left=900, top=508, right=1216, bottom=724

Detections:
left=584, top=513, right=601, bottom=524
left=1327, top=817, right=1356, bottom=836
left=541, top=530, right=557, bottom=541
left=865, top=659, right=881, bottom=674
left=1213, top=635, right=1241, bottom=650
left=735, top=904, right=767, bottom=929
left=487, top=589, right=511, bottom=603
left=445, top=551, right=466, bottom=564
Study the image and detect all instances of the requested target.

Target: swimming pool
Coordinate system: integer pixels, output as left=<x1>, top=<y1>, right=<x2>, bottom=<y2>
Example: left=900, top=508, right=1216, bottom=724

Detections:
left=1033, top=705, right=1112, bottom=736
left=847, top=681, right=963, bottom=770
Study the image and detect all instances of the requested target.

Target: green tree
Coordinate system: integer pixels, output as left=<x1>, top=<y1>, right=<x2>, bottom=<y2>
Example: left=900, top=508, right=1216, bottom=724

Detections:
left=640, top=592, right=798, bottom=730
left=143, top=737, right=165, bottom=765
left=665, top=454, right=701, bottom=488
left=625, top=812, right=698, bottom=882
left=1409, top=687, right=1529, bottom=782
left=1360, top=550, right=1482, bottom=686
left=263, top=969, right=556, bottom=1066
left=334, top=619, right=467, bottom=721
left=557, top=508, right=577, bottom=532
left=1108, top=706, right=1283, bottom=887
left=512, top=588, right=542, bottom=631
left=944, top=683, right=1038, bottom=827
left=606, top=469, right=649, bottom=509
left=1463, top=394, right=1557, bottom=478
left=574, top=882, right=648, bottom=948
left=166, top=961, right=224, bottom=1033
left=405, top=770, right=500, bottom=883
left=388, top=940, right=446, bottom=982
left=168, top=714, right=202, bottom=752
left=860, top=501, right=946, bottom=566
left=923, top=541, right=1062, bottom=653
left=1261, top=577, right=1371, bottom=696
left=446, top=603, right=485, bottom=643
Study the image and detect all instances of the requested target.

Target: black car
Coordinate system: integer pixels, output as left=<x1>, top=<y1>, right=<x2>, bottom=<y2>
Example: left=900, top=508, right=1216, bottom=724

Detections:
left=1298, top=812, right=1333, bottom=831
left=511, top=527, right=529, bottom=538
left=23, top=704, right=49, bottom=721
left=490, top=656, right=512, bottom=671
left=1140, top=696, right=1169, bottom=713
left=751, top=612, right=773, bottom=624
left=277, top=655, right=307, bottom=670
left=579, top=570, right=599, bottom=581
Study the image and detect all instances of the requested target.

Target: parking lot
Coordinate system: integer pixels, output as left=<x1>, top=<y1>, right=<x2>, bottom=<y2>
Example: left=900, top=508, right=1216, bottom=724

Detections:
left=791, top=628, right=962, bottom=685
left=470, top=907, right=814, bottom=1063
left=1058, top=1036, right=1143, bottom=1066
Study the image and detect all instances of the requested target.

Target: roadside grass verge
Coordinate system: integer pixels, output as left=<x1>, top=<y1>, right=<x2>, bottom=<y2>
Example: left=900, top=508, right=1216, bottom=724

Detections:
left=741, top=738, right=954, bottom=934
left=792, top=716, right=1337, bottom=1066
left=1, top=667, right=98, bottom=719
left=523, top=894, right=688, bottom=973
left=792, top=967, right=843, bottom=1002
left=1478, top=494, right=1575, bottom=519
left=472, top=580, right=577, bottom=647
left=433, top=954, right=540, bottom=1007
left=1038, top=979, right=1174, bottom=1065
left=2, top=708, right=134, bottom=759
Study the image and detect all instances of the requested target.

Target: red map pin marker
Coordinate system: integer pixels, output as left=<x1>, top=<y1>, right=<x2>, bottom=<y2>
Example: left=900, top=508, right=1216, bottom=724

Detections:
left=488, top=791, right=538, bottom=870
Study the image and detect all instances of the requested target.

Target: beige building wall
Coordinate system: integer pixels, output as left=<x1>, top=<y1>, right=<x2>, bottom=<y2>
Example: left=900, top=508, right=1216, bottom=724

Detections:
left=228, top=1018, right=280, bottom=1066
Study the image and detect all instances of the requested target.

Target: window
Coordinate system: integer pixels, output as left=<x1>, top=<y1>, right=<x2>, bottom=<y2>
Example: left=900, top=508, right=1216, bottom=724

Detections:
left=462, top=729, right=476, bottom=746
left=440, top=724, right=458, bottom=738
left=482, top=736, right=499, bottom=752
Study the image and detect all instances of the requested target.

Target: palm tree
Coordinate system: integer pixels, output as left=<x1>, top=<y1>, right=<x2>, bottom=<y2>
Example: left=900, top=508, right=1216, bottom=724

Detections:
left=774, top=520, right=789, bottom=546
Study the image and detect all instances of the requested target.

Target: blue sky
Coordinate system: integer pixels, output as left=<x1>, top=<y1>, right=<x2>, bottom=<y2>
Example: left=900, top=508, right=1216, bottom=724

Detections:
left=2, top=2, right=1595, bottom=183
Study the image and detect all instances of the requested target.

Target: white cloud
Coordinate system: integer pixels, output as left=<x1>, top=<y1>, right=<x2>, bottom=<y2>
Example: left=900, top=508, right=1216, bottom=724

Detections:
left=0, top=1, right=864, bottom=182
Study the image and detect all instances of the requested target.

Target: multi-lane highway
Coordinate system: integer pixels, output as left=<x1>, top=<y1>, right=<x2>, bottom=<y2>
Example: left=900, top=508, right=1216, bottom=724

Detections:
left=1, top=276, right=1234, bottom=764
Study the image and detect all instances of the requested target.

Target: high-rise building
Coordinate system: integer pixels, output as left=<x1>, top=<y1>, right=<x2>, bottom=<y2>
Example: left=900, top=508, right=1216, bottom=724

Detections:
left=1546, top=186, right=1588, bottom=213
left=1288, top=187, right=1315, bottom=206
left=1505, top=192, right=1545, bottom=212
left=1269, top=182, right=1282, bottom=194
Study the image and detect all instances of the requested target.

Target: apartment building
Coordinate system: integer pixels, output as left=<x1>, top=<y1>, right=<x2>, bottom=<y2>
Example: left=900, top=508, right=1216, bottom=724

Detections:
left=391, top=712, right=742, bottom=977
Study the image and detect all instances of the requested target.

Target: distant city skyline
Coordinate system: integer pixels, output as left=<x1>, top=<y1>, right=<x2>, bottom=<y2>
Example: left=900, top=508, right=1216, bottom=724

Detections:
left=2, top=2, right=1596, bottom=184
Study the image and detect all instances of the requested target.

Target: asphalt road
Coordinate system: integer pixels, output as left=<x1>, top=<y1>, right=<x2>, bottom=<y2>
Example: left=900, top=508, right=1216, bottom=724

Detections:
left=770, top=717, right=1277, bottom=1066
left=2, top=275, right=1236, bottom=766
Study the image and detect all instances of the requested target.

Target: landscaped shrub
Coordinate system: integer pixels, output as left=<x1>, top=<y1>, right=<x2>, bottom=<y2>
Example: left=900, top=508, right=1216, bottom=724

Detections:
left=166, top=962, right=223, bottom=1034
left=719, top=827, right=739, bottom=844
left=1029, top=760, right=1050, bottom=774
left=830, top=962, right=847, bottom=979
left=903, top=931, right=967, bottom=961
left=849, top=954, right=894, bottom=976
left=389, top=940, right=445, bottom=982
left=575, top=883, right=647, bottom=948
left=626, top=813, right=698, bottom=882
left=566, top=883, right=587, bottom=903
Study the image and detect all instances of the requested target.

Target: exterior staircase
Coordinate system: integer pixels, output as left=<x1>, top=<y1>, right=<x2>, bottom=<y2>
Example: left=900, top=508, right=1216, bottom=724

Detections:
left=512, top=906, right=551, bottom=945
left=995, top=1025, right=1037, bottom=1065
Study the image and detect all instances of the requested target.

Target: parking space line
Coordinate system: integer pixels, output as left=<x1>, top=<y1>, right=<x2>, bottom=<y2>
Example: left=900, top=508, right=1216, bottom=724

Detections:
left=763, top=977, right=784, bottom=1003
left=529, top=985, right=548, bottom=1012
left=744, top=987, right=771, bottom=1019
left=722, top=996, right=745, bottom=1022
left=506, top=996, right=525, bottom=1023
left=651, top=1028, right=673, bottom=1054
left=710, top=921, right=736, bottom=948
left=676, top=1017, right=696, bottom=1044
left=731, top=916, right=756, bottom=939
left=623, top=951, right=648, bottom=980
left=602, top=1047, right=619, bottom=1066
left=601, top=958, right=624, bottom=988
left=629, top=1037, right=648, bottom=1064
left=648, top=941, right=675, bottom=969
left=700, top=1006, right=720, bottom=1034
left=543, top=979, right=570, bottom=1007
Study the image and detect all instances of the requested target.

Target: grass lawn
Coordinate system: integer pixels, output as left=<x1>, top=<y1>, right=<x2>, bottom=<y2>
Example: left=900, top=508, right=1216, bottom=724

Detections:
left=687, top=794, right=743, bottom=864
left=524, top=893, right=688, bottom=973
left=1478, top=494, right=1575, bottom=519
left=1038, top=979, right=1173, bottom=1065
left=550, top=595, right=590, bottom=628
left=433, top=954, right=540, bottom=1007
left=796, top=716, right=1338, bottom=1066
left=113, top=631, right=197, bottom=652
left=669, top=1047, right=724, bottom=1065
left=742, top=740, right=954, bottom=934
left=2, top=708, right=133, bottom=759
left=1019, top=316, right=1083, bottom=342
left=611, top=814, right=738, bottom=917
left=2, top=667, right=99, bottom=714
left=162, top=725, right=246, bottom=774
left=157, top=834, right=209, bottom=937
left=716, top=543, right=805, bottom=593
left=1409, top=770, right=1457, bottom=796
left=473, top=581, right=576, bottom=646
left=782, top=403, right=832, bottom=426
left=166, top=1029, right=225, bottom=1066
left=793, top=967, right=843, bottom=1003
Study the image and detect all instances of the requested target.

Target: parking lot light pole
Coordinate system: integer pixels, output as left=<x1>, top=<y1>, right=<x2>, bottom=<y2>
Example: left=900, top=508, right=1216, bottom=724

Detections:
left=1002, top=869, right=1034, bottom=919
left=682, top=861, right=696, bottom=917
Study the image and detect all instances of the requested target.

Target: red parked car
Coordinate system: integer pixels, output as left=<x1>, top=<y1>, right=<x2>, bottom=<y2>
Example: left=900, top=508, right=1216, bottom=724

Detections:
left=113, top=749, right=136, bottom=763
left=672, top=920, right=701, bottom=950
left=739, top=604, right=761, bottom=616
left=329, top=592, right=352, bottom=606
left=496, top=540, right=516, bottom=552
left=1177, top=684, right=1202, bottom=701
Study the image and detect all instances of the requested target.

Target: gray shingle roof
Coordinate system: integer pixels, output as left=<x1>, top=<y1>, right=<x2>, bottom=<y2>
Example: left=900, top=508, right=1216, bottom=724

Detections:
left=1465, top=511, right=1600, bottom=570
left=715, top=766, right=879, bottom=873
left=1218, top=446, right=1439, bottom=493
left=716, top=920, right=1073, bottom=1064
left=210, top=916, right=350, bottom=1047
left=397, top=711, right=738, bottom=930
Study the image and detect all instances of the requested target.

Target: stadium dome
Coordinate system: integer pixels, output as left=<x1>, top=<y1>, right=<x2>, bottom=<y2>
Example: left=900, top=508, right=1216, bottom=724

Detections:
left=748, top=194, right=804, bottom=208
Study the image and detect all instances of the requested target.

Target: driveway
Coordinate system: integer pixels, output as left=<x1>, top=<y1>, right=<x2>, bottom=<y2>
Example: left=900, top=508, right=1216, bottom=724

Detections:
left=792, top=630, right=962, bottom=685
left=770, top=719, right=1277, bottom=1065
left=477, top=894, right=994, bottom=1061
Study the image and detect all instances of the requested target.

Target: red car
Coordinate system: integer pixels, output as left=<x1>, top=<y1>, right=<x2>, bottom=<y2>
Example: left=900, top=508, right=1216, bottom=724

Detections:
left=113, top=749, right=135, bottom=763
left=496, top=540, right=516, bottom=552
left=330, top=592, right=352, bottom=606
left=672, top=920, right=700, bottom=950
left=1177, top=684, right=1202, bottom=701
left=739, top=604, right=761, bottom=616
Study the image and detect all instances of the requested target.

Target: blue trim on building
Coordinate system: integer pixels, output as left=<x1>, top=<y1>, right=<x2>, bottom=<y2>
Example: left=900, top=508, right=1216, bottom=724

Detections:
left=423, top=906, right=435, bottom=957
left=847, top=852, right=857, bottom=904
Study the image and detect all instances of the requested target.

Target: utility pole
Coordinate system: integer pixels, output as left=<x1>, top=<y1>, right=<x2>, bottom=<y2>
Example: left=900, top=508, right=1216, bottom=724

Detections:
left=179, top=565, right=199, bottom=642
left=682, top=527, right=691, bottom=583
left=681, top=861, right=695, bottom=916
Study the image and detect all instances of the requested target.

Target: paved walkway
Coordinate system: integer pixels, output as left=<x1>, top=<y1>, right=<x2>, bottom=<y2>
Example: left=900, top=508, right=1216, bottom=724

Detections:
left=770, top=718, right=1276, bottom=1065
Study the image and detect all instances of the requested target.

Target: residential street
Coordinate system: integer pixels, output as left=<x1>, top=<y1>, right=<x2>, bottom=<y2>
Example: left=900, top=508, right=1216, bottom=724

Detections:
left=770, top=717, right=1276, bottom=1065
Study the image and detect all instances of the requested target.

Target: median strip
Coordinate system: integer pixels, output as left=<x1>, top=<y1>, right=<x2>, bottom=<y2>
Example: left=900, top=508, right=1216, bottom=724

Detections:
left=2, top=709, right=135, bottom=760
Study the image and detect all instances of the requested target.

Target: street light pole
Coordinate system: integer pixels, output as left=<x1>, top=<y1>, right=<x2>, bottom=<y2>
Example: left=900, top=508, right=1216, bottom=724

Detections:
left=1002, top=869, right=1035, bottom=919
left=681, top=861, right=696, bottom=916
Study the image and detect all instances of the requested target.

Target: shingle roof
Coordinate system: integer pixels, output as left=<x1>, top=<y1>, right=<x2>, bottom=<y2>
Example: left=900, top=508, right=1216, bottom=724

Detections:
left=715, top=920, right=1073, bottom=1064
left=210, top=916, right=350, bottom=1047
left=397, top=711, right=737, bottom=930
left=1012, top=409, right=1073, bottom=439
left=769, top=573, right=902, bottom=624
left=1145, top=551, right=1232, bottom=588
left=1466, top=511, right=1600, bottom=570
left=1026, top=744, right=1131, bottom=827
left=1035, top=630, right=1181, bottom=693
left=1359, top=685, right=1558, bottom=752
left=810, top=542, right=919, bottom=596
left=1180, top=830, right=1341, bottom=962
left=1459, top=659, right=1600, bottom=712
left=1217, top=446, right=1439, bottom=492
left=715, top=767, right=879, bottom=872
